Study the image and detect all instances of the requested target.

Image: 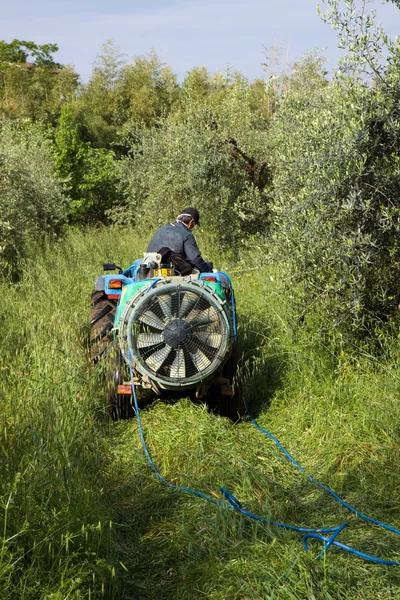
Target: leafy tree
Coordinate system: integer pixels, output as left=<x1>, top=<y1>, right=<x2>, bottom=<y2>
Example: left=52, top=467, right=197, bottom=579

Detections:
left=0, top=39, right=78, bottom=122
left=0, top=39, right=60, bottom=67
left=79, top=43, right=179, bottom=148
left=53, top=105, right=120, bottom=225
left=117, top=77, right=271, bottom=245
left=118, top=49, right=179, bottom=126
left=0, top=120, right=66, bottom=276
left=269, top=6, right=400, bottom=341
left=180, top=66, right=215, bottom=104
left=318, top=0, right=396, bottom=83
left=177, top=67, right=228, bottom=113
left=78, top=40, right=126, bottom=148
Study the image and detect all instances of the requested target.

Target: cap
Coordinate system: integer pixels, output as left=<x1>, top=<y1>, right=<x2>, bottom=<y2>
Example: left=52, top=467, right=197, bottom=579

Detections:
left=179, top=207, right=200, bottom=225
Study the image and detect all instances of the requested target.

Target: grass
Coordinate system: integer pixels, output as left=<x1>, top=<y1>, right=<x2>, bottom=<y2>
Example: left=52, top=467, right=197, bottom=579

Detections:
left=0, top=226, right=399, bottom=598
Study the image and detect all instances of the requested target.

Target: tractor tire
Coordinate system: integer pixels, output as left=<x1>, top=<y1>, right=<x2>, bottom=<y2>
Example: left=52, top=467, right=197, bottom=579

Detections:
left=90, top=290, right=117, bottom=364
left=106, top=345, right=134, bottom=420
left=210, top=342, right=244, bottom=422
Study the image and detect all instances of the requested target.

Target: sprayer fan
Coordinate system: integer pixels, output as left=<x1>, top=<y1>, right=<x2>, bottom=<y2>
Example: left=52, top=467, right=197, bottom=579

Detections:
left=124, top=282, right=230, bottom=387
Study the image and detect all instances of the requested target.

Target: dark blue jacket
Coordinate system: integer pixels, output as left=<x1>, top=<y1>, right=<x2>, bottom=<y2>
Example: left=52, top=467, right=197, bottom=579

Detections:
left=147, top=221, right=212, bottom=273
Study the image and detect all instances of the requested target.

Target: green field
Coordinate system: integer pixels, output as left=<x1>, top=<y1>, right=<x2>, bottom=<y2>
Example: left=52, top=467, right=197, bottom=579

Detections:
left=0, top=227, right=399, bottom=599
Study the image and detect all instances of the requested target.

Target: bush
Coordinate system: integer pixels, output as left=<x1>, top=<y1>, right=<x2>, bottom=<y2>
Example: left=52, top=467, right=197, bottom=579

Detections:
left=54, top=105, right=121, bottom=226
left=0, top=120, right=66, bottom=276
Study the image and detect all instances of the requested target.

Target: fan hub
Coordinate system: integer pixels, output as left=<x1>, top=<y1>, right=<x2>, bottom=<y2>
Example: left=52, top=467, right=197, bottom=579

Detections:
left=163, top=318, right=191, bottom=348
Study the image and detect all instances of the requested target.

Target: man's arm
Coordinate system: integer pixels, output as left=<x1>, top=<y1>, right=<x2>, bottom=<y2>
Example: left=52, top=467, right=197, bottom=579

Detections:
left=183, top=233, right=212, bottom=273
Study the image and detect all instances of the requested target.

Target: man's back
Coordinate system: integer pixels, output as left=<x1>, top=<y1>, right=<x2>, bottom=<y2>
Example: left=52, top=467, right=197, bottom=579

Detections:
left=147, top=219, right=212, bottom=273
left=147, top=221, right=188, bottom=256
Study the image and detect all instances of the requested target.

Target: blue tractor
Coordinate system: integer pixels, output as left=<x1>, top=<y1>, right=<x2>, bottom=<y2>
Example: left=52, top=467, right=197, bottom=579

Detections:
left=90, top=252, right=242, bottom=420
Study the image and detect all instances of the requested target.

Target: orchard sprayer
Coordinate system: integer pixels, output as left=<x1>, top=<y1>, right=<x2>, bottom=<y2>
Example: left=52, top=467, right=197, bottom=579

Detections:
left=90, top=252, right=242, bottom=420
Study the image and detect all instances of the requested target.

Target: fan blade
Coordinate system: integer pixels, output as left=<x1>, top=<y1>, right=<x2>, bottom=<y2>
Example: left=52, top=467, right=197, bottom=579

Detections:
left=145, top=345, right=172, bottom=371
left=170, top=348, right=185, bottom=378
left=189, top=348, right=211, bottom=371
left=194, top=331, right=223, bottom=349
left=190, top=307, right=219, bottom=328
left=179, top=291, right=199, bottom=319
left=138, top=310, right=165, bottom=331
left=137, top=333, right=164, bottom=348
left=155, top=294, right=172, bottom=320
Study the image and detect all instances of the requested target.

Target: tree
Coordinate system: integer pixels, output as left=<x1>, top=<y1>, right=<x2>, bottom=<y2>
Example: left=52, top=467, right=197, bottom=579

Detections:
left=78, top=40, right=126, bottom=148
left=79, top=44, right=179, bottom=148
left=0, top=40, right=60, bottom=67
left=318, top=0, right=397, bottom=83
left=0, top=39, right=78, bottom=122
left=117, top=75, right=271, bottom=246
left=118, top=49, right=179, bottom=126
left=268, top=7, right=400, bottom=341
left=0, top=120, right=66, bottom=276
left=53, top=105, right=120, bottom=225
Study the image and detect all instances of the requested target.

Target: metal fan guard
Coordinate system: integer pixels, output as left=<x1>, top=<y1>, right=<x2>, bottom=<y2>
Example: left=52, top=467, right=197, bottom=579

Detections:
left=119, top=280, right=231, bottom=388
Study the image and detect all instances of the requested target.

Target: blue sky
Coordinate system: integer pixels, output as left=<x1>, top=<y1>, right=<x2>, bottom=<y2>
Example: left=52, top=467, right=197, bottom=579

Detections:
left=0, top=0, right=399, bottom=82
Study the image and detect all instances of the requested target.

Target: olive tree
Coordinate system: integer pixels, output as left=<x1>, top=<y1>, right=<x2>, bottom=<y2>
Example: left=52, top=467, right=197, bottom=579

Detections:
left=117, top=77, right=271, bottom=246
left=268, top=6, right=400, bottom=341
left=0, top=120, right=66, bottom=275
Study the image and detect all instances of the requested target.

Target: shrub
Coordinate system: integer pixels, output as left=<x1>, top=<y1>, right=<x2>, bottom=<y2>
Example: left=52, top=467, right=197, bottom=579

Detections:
left=0, top=120, right=65, bottom=276
left=53, top=105, right=121, bottom=225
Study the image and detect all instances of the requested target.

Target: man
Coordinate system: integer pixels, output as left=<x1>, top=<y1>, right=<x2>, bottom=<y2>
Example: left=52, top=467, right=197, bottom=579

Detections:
left=147, top=207, right=213, bottom=273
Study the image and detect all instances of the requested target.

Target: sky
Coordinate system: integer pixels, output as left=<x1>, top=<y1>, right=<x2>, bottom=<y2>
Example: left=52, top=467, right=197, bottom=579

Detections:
left=0, top=0, right=399, bottom=82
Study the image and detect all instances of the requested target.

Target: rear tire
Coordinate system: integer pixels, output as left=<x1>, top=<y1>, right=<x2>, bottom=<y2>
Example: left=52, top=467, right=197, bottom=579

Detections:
left=106, top=345, right=134, bottom=420
left=90, top=290, right=133, bottom=420
left=90, top=290, right=117, bottom=364
left=210, top=342, right=244, bottom=421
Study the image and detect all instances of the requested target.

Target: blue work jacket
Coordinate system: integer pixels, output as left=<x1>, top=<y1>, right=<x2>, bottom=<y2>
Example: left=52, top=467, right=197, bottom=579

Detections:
left=147, top=221, right=212, bottom=273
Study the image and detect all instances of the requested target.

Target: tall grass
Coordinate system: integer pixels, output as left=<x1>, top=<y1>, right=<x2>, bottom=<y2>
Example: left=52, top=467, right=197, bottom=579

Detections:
left=0, top=227, right=400, bottom=598
left=0, top=227, right=144, bottom=598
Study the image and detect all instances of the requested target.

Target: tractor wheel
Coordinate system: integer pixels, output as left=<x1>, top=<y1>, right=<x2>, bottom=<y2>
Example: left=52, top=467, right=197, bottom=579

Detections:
left=90, top=290, right=117, bottom=364
left=210, top=342, right=244, bottom=422
left=106, top=345, right=134, bottom=420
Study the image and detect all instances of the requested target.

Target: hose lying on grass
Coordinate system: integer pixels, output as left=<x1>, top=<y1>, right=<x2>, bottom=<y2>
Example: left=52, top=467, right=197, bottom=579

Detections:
left=128, top=356, right=399, bottom=565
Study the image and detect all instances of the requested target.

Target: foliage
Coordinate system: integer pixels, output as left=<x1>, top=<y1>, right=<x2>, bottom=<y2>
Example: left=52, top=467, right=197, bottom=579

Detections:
left=176, top=66, right=230, bottom=116
left=0, top=39, right=60, bottom=67
left=0, top=120, right=65, bottom=276
left=117, top=77, right=271, bottom=246
left=118, top=49, right=179, bottom=126
left=53, top=105, right=121, bottom=225
left=318, top=0, right=399, bottom=83
left=268, top=32, right=400, bottom=340
left=0, top=39, right=78, bottom=123
left=77, top=40, right=126, bottom=148
left=80, top=42, right=179, bottom=148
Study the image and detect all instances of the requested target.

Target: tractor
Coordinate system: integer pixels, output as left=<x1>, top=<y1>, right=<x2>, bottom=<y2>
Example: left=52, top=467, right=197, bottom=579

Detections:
left=90, top=252, right=242, bottom=420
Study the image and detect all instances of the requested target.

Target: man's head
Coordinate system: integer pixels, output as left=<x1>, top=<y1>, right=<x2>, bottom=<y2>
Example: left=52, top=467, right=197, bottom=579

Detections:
left=177, top=207, right=200, bottom=229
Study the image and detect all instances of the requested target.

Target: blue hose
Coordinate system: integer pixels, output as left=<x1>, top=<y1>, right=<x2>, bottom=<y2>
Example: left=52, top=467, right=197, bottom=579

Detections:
left=127, top=358, right=399, bottom=564
left=128, top=359, right=339, bottom=531
left=220, top=487, right=399, bottom=565
left=125, top=278, right=399, bottom=564
left=242, top=396, right=400, bottom=538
